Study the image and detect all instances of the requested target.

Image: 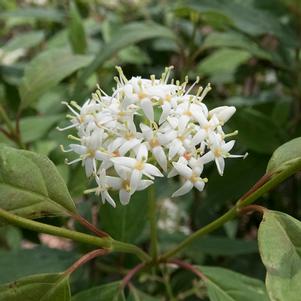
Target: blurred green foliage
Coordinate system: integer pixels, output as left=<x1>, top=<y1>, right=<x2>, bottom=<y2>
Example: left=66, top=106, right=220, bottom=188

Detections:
left=0, top=0, right=301, bottom=299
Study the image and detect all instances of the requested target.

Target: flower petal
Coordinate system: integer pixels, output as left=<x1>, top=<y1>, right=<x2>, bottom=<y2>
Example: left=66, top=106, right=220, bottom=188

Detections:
left=130, top=169, right=142, bottom=192
left=152, top=146, right=167, bottom=172
left=172, top=180, right=193, bottom=197
left=141, top=99, right=154, bottom=121
left=119, top=189, right=131, bottom=205
left=172, top=162, right=192, bottom=178
left=111, top=157, right=136, bottom=168
left=144, top=163, right=164, bottom=177
left=215, top=157, right=225, bottom=176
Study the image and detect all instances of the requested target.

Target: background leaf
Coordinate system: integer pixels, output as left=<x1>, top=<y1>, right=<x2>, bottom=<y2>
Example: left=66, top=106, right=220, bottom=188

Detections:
left=74, top=21, right=177, bottom=94
left=267, top=137, right=301, bottom=173
left=201, top=266, right=269, bottom=301
left=19, top=49, right=92, bottom=109
left=68, top=2, right=87, bottom=54
left=0, top=246, right=77, bottom=284
left=258, top=210, right=301, bottom=301
left=0, top=273, right=70, bottom=301
left=99, top=190, right=148, bottom=243
left=72, top=282, right=125, bottom=301
left=0, top=145, right=76, bottom=219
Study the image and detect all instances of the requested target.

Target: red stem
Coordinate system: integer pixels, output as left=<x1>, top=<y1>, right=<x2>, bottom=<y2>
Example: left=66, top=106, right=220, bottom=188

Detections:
left=239, top=204, right=266, bottom=215
left=121, top=263, right=145, bottom=288
left=239, top=173, right=272, bottom=203
left=65, top=249, right=108, bottom=275
left=168, top=259, right=207, bottom=281
left=71, top=213, right=109, bottom=238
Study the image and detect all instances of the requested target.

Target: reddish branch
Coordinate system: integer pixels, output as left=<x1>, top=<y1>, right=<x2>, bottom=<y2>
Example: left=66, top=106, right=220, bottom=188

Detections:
left=65, top=249, right=108, bottom=275
left=238, top=172, right=272, bottom=203
left=71, top=213, right=109, bottom=238
left=121, top=263, right=145, bottom=288
left=168, top=259, right=207, bottom=281
left=239, top=204, right=266, bottom=215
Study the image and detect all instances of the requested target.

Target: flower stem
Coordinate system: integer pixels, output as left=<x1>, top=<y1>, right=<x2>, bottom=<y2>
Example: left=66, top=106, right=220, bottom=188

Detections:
left=65, top=249, right=109, bottom=275
left=159, top=207, right=237, bottom=261
left=148, top=185, right=158, bottom=261
left=0, top=207, right=150, bottom=262
left=159, top=157, right=301, bottom=261
left=0, top=208, right=112, bottom=248
left=111, top=240, right=151, bottom=262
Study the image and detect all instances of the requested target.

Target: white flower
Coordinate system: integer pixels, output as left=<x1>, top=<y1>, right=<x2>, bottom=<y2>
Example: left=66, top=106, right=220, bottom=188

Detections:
left=171, top=161, right=207, bottom=197
left=107, top=167, right=153, bottom=205
left=59, top=66, right=244, bottom=206
left=201, top=132, right=245, bottom=176
left=140, top=123, right=168, bottom=171
left=95, top=170, right=116, bottom=207
left=209, top=106, right=236, bottom=125
left=111, top=144, right=163, bottom=193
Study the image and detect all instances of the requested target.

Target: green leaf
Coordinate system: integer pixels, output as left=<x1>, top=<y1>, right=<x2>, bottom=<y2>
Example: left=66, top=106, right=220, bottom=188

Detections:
left=0, top=144, right=76, bottom=220
left=201, top=266, right=269, bottom=301
left=0, top=246, right=77, bottom=284
left=72, top=282, right=125, bottom=301
left=177, top=0, right=297, bottom=46
left=267, top=137, right=301, bottom=173
left=99, top=190, right=148, bottom=243
left=258, top=210, right=301, bottom=301
left=198, top=48, right=251, bottom=76
left=188, top=236, right=258, bottom=256
left=0, top=273, right=70, bottom=301
left=203, top=31, right=271, bottom=61
left=2, top=31, right=45, bottom=52
left=19, top=115, right=62, bottom=143
left=228, top=108, right=282, bottom=154
left=127, top=286, right=160, bottom=301
left=0, top=8, right=65, bottom=23
left=68, top=2, right=87, bottom=54
left=19, top=48, right=93, bottom=109
left=74, top=21, right=177, bottom=94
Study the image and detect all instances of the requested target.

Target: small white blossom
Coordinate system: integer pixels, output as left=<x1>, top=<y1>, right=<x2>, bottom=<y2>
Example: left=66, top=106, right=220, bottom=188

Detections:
left=60, top=66, right=244, bottom=206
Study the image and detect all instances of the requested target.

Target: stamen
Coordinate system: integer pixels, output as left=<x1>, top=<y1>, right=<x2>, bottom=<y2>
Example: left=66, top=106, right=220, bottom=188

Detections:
left=56, top=124, right=77, bottom=131
left=65, top=158, right=82, bottom=165
left=61, top=101, right=79, bottom=116
left=116, top=66, right=128, bottom=84
left=68, top=135, right=81, bottom=141
left=60, top=145, right=72, bottom=152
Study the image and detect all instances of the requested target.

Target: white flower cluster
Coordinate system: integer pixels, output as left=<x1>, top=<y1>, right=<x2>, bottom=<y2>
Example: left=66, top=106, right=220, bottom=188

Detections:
left=59, top=67, right=245, bottom=207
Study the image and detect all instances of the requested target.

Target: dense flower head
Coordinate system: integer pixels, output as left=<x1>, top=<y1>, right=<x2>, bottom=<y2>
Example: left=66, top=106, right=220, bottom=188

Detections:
left=59, top=66, right=245, bottom=207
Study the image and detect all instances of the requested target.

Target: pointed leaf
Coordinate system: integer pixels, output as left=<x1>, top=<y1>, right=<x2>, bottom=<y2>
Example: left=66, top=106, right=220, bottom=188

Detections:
left=68, top=2, right=87, bottom=54
left=0, top=273, right=70, bottom=301
left=258, top=210, right=301, bottom=301
left=99, top=190, right=148, bottom=243
left=200, top=266, right=269, bottom=301
left=0, top=144, right=76, bottom=220
left=74, top=22, right=177, bottom=94
left=0, top=247, right=77, bottom=284
left=267, top=137, right=301, bottom=173
left=72, top=282, right=125, bottom=301
left=19, top=48, right=92, bottom=109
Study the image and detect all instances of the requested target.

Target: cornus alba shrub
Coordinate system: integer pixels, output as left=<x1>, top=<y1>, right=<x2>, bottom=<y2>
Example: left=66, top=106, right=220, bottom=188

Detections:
left=59, top=67, right=245, bottom=207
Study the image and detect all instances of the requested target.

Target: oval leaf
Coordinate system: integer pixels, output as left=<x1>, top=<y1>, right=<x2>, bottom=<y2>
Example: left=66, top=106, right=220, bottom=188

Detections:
left=19, top=48, right=92, bottom=109
left=267, top=137, right=301, bottom=173
left=74, top=21, right=177, bottom=95
left=0, top=144, right=76, bottom=220
left=0, top=273, right=70, bottom=301
left=201, top=266, right=269, bottom=301
left=72, top=282, right=125, bottom=301
left=258, top=210, right=301, bottom=301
